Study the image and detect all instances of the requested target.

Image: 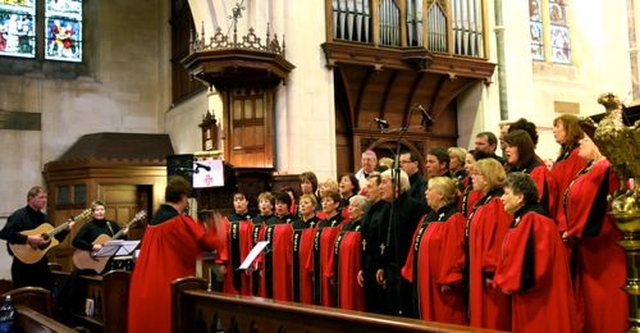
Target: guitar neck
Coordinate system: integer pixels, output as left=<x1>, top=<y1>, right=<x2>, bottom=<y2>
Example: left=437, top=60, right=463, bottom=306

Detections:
left=47, top=221, right=70, bottom=239
left=111, top=226, right=125, bottom=240
left=110, top=211, right=146, bottom=240
left=46, top=209, right=91, bottom=239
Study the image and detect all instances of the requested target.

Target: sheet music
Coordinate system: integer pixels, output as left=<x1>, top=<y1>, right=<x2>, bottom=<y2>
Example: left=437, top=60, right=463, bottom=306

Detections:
left=93, top=240, right=140, bottom=257
left=238, top=241, right=269, bottom=270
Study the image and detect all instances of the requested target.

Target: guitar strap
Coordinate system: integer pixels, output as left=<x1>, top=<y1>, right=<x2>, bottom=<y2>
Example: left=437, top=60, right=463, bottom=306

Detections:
left=106, top=221, right=115, bottom=237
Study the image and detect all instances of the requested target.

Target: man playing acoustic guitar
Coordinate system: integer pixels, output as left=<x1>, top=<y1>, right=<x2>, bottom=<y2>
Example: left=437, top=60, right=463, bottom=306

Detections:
left=0, top=186, right=76, bottom=289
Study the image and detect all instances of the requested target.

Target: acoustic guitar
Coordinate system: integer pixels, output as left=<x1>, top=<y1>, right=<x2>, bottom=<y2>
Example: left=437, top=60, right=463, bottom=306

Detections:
left=9, top=208, right=92, bottom=264
left=72, top=210, right=147, bottom=274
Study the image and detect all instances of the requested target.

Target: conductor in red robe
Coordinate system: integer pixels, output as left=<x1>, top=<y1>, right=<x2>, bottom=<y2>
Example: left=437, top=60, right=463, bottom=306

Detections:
left=493, top=172, right=577, bottom=332
left=127, top=176, right=224, bottom=333
left=401, top=176, right=466, bottom=324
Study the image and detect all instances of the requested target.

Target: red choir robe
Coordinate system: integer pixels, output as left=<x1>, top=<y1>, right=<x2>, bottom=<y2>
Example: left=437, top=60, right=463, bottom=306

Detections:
left=127, top=214, right=223, bottom=333
left=401, top=205, right=466, bottom=325
left=220, top=218, right=254, bottom=296
left=292, top=223, right=317, bottom=305
left=258, top=223, right=294, bottom=301
left=467, top=188, right=512, bottom=331
left=325, top=221, right=365, bottom=311
left=565, top=159, right=628, bottom=333
left=493, top=206, right=577, bottom=333
left=551, top=147, right=586, bottom=233
left=458, top=181, right=483, bottom=218
left=306, top=215, right=347, bottom=307
left=527, top=164, right=556, bottom=216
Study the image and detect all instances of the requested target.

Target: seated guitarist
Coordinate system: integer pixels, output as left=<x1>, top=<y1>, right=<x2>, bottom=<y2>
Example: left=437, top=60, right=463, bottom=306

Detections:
left=72, top=200, right=128, bottom=273
left=0, top=186, right=76, bottom=289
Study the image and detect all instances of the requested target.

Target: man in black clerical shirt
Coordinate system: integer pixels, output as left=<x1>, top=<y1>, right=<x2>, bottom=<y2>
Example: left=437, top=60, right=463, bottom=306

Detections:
left=375, top=169, right=425, bottom=318
left=0, top=186, right=75, bottom=289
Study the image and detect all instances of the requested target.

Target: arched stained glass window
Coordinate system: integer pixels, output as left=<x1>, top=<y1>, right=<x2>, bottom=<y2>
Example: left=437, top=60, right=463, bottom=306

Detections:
left=549, top=0, right=570, bottom=64
left=0, top=0, right=36, bottom=59
left=529, top=0, right=571, bottom=64
left=44, top=0, right=82, bottom=62
left=529, top=0, right=544, bottom=61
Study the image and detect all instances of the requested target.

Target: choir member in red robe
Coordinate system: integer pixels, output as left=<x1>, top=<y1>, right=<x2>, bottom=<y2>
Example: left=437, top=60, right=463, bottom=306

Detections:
left=249, top=192, right=279, bottom=296
left=291, top=194, right=320, bottom=304
left=504, top=130, right=555, bottom=215
left=466, top=158, right=512, bottom=331
left=307, top=189, right=347, bottom=307
left=255, top=192, right=296, bottom=301
left=458, top=150, right=491, bottom=217
left=220, top=192, right=256, bottom=295
left=338, top=173, right=360, bottom=211
left=296, top=171, right=320, bottom=216
left=493, top=172, right=577, bottom=332
left=401, top=177, right=466, bottom=325
left=128, top=176, right=224, bottom=333
left=551, top=114, right=587, bottom=233
left=562, top=135, right=628, bottom=333
left=327, top=195, right=368, bottom=311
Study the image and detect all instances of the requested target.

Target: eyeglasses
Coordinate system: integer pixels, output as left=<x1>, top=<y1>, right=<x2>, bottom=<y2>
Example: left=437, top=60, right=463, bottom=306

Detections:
left=399, top=160, right=414, bottom=164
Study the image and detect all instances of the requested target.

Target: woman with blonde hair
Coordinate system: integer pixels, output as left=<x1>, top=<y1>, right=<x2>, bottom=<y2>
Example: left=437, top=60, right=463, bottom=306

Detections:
left=401, top=176, right=466, bottom=324
left=465, top=158, right=511, bottom=331
left=448, top=147, right=467, bottom=185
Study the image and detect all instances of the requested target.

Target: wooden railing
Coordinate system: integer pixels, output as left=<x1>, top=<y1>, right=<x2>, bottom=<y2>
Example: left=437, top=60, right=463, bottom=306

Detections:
left=172, top=277, right=498, bottom=333
left=328, top=0, right=487, bottom=58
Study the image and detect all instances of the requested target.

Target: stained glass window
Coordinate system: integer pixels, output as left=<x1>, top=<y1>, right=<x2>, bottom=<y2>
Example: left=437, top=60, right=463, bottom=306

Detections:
left=44, top=0, right=82, bottom=62
left=0, top=0, right=36, bottom=59
left=549, top=0, right=570, bottom=64
left=529, top=0, right=544, bottom=61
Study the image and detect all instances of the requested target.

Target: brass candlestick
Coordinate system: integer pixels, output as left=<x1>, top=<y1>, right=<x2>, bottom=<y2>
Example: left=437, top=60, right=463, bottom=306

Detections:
left=581, top=93, right=640, bottom=332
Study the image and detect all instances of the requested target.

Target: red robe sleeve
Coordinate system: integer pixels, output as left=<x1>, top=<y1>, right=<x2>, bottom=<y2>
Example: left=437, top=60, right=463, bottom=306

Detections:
left=529, top=165, right=555, bottom=217
left=479, top=198, right=512, bottom=276
left=215, top=218, right=231, bottom=265
left=437, top=213, right=467, bottom=286
left=566, top=160, right=619, bottom=239
left=551, top=148, right=587, bottom=233
left=400, top=215, right=426, bottom=283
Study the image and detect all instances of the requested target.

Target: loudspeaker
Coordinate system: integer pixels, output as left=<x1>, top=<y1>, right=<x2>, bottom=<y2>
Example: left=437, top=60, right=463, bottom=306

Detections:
left=166, top=154, right=194, bottom=185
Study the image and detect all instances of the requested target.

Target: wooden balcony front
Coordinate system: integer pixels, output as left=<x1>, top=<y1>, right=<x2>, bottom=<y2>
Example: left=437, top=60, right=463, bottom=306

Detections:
left=324, top=0, right=495, bottom=173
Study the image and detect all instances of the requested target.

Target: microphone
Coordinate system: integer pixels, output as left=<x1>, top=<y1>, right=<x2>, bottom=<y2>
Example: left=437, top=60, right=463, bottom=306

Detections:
left=194, top=162, right=211, bottom=172
left=190, top=162, right=212, bottom=174
left=416, top=104, right=434, bottom=127
left=374, top=118, right=390, bottom=131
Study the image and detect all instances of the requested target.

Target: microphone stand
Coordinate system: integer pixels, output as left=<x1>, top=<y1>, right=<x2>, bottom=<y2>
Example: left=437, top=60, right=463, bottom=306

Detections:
left=382, top=105, right=419, bottom=317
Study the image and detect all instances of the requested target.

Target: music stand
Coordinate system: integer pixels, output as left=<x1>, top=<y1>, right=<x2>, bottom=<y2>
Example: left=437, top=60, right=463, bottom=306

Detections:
left=94, top=240, right=140, bottom=258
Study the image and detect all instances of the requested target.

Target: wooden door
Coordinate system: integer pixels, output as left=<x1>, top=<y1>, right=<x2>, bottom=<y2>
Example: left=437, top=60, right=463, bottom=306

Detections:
left=226, top=88, right=275, bottom=168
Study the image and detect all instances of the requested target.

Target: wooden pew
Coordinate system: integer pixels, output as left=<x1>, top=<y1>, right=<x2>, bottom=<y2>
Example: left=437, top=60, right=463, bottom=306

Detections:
left=2, top=287, right=79, bottom=332
left=51, top=270, right=131, bottom=333
left=14, top=304, right=78, bottom=333
left=171, top=277, right=497, bottom=333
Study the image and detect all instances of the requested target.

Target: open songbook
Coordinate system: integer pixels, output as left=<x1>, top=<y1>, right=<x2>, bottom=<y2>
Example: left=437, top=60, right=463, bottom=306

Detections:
left=238, top=241, right=269, bottom=270
left=94, top=240, right=140, bottom=257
